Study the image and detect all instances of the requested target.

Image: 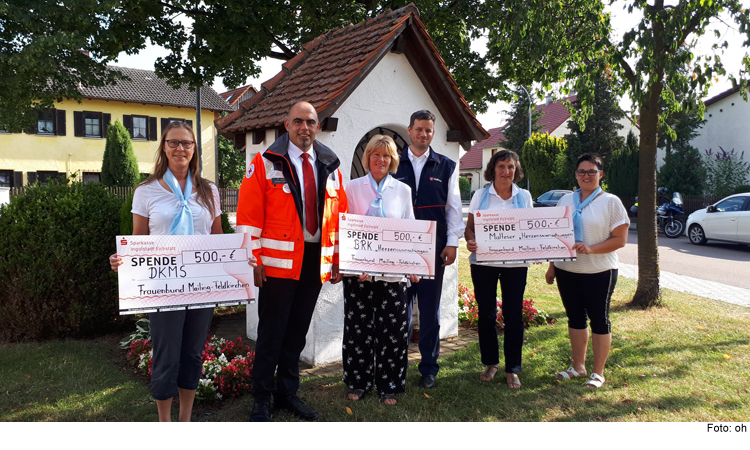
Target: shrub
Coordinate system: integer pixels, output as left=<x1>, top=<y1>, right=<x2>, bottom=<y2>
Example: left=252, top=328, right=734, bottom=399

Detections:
left=658, top=145, right=705, bottom=195
left=101, top=119, right=140, bottom=187
left=221, top=212, right=234, bottom=234
left=457, top=282, right=553, bottom=329
left=0, top=180, right=125, bottom=341
left=608, top=131, right=639, bottom=196
left=120, top=192, right=134, bottom=235
left=459, top=177, right=471, bottom=201
left=733, top=185, right=750, bottom=194
left=521, top=133, right=568, bottom=198
left=127, top=333, right=254, bottom=401
left=703, top=148, right=750, bottom=198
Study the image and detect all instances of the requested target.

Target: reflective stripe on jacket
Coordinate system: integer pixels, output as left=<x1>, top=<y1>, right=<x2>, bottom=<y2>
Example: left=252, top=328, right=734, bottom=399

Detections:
left=237, top=133, right=348, bottom=283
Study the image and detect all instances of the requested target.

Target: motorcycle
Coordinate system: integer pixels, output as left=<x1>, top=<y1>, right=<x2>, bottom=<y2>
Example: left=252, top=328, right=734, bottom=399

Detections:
left=628, top=188, right=685, bottom=238
left=657, top=190, right=685, bottom=238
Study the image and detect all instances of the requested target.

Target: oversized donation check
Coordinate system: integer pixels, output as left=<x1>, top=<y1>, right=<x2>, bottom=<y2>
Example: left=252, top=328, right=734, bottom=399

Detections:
left=338, top=213, right=436, bottom=279
left=116, top=234, right=255, bottom=314
left=474, top=206, right=576, bottom=264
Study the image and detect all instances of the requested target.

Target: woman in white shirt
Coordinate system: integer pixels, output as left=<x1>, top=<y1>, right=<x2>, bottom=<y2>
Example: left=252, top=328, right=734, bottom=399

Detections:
left=109, top=122, right=233, bottom=421
left=465, top=150, right=533, bottom=389
left=545, top=153, right=629, bottom=389
left=342, top=135, right=418, bottom=406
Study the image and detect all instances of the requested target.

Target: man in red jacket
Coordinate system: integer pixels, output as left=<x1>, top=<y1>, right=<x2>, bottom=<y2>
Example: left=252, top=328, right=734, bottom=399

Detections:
left=237, top=101, right=347, bottom=422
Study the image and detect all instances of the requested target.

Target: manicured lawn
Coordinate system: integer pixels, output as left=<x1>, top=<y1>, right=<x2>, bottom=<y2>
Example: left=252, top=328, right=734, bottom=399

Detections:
left=2, top=245, right=748, bottom=421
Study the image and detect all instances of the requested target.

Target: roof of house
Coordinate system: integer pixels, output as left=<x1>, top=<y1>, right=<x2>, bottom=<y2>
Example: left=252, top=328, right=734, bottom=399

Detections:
left=458, top=96, right=576, bottom=170
left=217, top=3, right=487, bottom=150
left=704, top=84, right=744, bottom=107
left=220, top=85, right=258, bottom=107
left=458, top=125, right=507, bottom=170
left=79, top=66, right=233, bottom=112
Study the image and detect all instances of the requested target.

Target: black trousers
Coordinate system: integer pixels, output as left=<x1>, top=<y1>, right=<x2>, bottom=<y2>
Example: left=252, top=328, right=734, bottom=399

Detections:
left=252, top=242, right=322, bottom=401
left=555, top=267, right=617, bottom=335
left=406, top=248, right=446, bottom=377
left=470, top=264, right=528, bottom=373
left=342, top=278, right=410, bottom=396
left=149, top=307, right=214, bottom=400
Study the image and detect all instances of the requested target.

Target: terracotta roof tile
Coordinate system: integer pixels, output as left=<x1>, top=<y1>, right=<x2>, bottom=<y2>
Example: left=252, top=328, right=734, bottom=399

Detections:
left=459, top=125, right=507, bottom=170
left=218, top=3, right=487, bottom=146
left=220, top=85, right=258, bottom=107
left=536, top=95, right=576, bottom=134
left=82, top=66, right=232, bottom=112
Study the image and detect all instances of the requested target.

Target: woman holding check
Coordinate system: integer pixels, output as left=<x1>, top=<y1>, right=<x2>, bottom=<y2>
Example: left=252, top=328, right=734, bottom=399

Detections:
left=545, top=153, right=629, bottom=389
left=109, top=122, right=253, bottom=421
left=464, top=150, right=533, bottom=389
left=342, top=135, right=418, bottom=406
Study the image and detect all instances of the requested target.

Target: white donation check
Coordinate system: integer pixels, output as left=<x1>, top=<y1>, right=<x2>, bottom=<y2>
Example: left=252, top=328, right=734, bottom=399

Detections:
left=338, top=213, right=436, bottom=279
left=116, top=234, right=255, bottom=314
left=474, top=206, right=576, bottom=264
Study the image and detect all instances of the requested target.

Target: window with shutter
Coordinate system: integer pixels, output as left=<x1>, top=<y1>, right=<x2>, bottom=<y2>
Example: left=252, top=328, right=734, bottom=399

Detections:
left=131, top=116, right=148, bottom=140
left=0, top=170, right=12, bottom=187
left=37, top=109, right=56, bottom=134
left=83, top=111, right=103, bottom=137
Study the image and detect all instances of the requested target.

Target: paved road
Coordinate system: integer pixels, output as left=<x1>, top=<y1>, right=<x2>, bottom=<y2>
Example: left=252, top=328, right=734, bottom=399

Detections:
left=617, top=228, right=750, bottom=290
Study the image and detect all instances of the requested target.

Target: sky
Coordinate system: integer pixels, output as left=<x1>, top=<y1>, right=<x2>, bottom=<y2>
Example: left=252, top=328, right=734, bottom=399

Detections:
left=115, top=1, right=750, bottom=131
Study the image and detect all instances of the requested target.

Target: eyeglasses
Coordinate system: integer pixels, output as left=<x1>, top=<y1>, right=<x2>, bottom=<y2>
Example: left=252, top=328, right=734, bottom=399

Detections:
left=166, top=139, right=195, bottom=149
left=575, top=169, right=600, bottom=177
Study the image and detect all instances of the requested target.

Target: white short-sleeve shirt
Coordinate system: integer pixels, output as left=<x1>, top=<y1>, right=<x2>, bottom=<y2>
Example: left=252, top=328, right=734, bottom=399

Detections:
left=131, top=180, right=221, bottom=236
left=468, top=183, right=534, bottom=268
left=345, top=174, right=415, bottom=282
left=554, top=192, right=629, bottom=274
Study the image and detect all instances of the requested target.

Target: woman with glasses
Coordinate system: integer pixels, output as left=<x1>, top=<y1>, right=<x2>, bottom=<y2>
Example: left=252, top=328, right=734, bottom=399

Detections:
left=545, top=153, right=629, bottom=389
left=464, top=150, right=533, bottom=389
left=342, top=135, right=418, bottom=406
left=109, top=122, right=250, bottom=420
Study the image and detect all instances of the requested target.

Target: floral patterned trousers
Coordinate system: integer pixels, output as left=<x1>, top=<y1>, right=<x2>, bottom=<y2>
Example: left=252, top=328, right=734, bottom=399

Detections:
left=342, top=278, right=410, bottom=396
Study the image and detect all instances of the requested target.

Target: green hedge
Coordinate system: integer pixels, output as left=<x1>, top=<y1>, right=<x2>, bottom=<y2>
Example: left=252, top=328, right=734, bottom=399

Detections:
left=0, top=181, right=125, bottom=341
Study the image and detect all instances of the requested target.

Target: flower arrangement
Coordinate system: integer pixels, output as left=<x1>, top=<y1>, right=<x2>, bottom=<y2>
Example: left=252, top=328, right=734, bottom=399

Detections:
left=126, top=333, right=254, bottom=401
left=457, top=282, right=553, bottom=329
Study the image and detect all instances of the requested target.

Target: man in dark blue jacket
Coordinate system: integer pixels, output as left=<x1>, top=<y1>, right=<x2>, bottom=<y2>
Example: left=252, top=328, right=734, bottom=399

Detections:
left=395, top=110, right=465, bottom=389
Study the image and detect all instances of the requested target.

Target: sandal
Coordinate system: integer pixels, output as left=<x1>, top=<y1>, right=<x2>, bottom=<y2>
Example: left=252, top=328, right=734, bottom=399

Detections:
left=480, top=365, right=499, bottom=382
left=347, top=389, right=366, bottom=401
left=506, top=373, right=521, bottom=390
left=380, top=393, right=398, bottom=406
left=557, top=366, right=586, bottom=380
left=585, top=373, right=605, bottom=389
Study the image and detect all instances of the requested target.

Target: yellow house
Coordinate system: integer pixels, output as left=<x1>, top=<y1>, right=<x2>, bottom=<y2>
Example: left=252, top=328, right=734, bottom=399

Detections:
left=0, top=66, right=232, bottom=187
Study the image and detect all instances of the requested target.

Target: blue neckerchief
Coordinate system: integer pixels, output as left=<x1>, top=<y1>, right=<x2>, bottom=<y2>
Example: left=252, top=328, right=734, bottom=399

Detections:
left=163, top=168, right=194, bottom=235
left=366, top=172, right=389, bottom=217
left=478, top=183, right=527, bottom=210
left=573, top=187, right=602, bottom=242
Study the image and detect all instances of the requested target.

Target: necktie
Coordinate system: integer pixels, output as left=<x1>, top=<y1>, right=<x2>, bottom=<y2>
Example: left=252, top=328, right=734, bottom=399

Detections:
left=301, top=153, right=318, bottom=235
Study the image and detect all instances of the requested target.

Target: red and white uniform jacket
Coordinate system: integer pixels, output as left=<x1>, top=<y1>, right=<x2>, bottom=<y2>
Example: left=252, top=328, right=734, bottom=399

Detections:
left=237, top=133, right=347, bottom=283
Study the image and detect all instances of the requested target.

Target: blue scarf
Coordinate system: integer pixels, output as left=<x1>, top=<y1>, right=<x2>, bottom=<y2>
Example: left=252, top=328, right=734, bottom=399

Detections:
left=477, top=183, right=526, bottom=210
left=573, top=187, right=602, bottom=242
left=366, top=172, right=389, bottom=217
left=163, top=168, right=194, bottom=235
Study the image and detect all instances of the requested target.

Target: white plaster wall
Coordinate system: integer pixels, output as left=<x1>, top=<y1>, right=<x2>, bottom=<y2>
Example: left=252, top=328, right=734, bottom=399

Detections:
left=0, top=187, right=9, bottom=206
left=681, top=93, right=750, bottom=176
left=245, top=52, right=462, bottom=365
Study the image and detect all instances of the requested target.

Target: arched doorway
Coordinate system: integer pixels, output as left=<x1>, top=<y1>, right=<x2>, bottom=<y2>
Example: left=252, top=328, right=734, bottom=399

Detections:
left=350, top=127, right=409, bottom=180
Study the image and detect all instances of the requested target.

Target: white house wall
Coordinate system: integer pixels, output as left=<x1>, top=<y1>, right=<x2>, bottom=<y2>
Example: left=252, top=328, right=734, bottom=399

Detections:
left=683, top=93, right=750, bottom=173
left=244, top=52, right=461, bottom=365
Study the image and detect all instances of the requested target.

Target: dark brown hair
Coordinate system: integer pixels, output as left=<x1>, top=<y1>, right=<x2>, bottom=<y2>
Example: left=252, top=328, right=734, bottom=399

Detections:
left=484, top=149, right=524, bottom=183
left=576, top=153, right=603, bottom=171
left=142, top=121, right=217, bottom=217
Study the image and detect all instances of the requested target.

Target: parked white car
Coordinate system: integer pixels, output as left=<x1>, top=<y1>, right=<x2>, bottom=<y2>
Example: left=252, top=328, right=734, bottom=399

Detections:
left=686, top=193, right=750, bottom=245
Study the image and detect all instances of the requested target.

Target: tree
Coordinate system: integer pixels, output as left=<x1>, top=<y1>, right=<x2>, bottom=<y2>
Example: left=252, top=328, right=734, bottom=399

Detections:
left=502, top=87, right=543, bottom=156
left=101, top=120, right=140, bottom=188
left=485, top=0, right=750, bottom=308
left=658, top=146, right=706, bottom=195
left=565, top=79, right=625, bottom=168
left=521, top=133, right=568, bottom=198
left=608, top=131, right=640, bottom=197
left=218, top=135, right=246, bottom=189
left=1, top=1, right=500, bottom=130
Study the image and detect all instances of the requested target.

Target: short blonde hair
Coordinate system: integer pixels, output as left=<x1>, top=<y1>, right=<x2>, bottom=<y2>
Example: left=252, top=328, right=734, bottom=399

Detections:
left=362, top=134, right=400, bottom=173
